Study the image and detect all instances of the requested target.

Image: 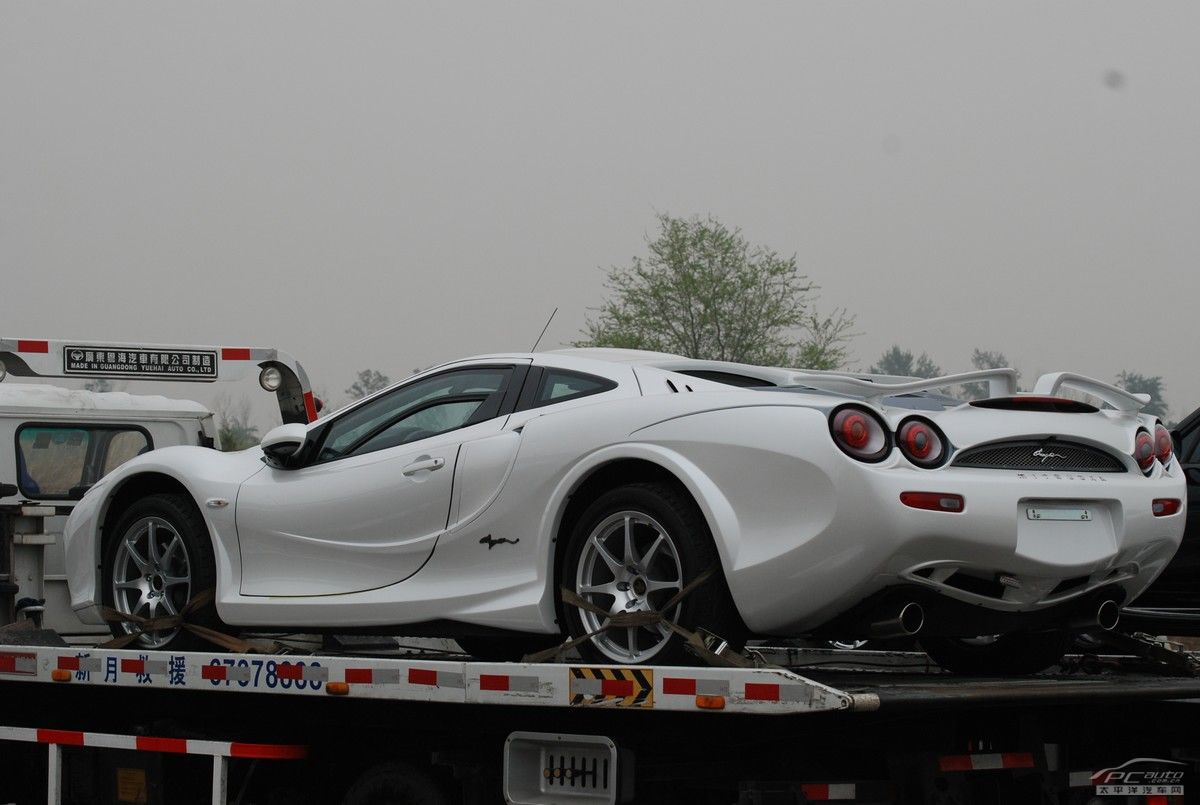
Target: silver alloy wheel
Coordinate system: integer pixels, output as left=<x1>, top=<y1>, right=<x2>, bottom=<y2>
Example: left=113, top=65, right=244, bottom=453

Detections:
left=575, top=510, right=684, bottom=663
left=111, top=516, right=192, bottom=648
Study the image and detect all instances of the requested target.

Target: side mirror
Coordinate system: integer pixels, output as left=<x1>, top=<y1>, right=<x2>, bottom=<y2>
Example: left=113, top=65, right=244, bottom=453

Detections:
left=260, top=423, right=309, bottom=469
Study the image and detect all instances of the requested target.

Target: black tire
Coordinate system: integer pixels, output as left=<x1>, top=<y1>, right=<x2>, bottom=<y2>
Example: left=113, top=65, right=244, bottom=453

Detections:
left=560, top=482, right=742, bottom=666
left=341, top=761, right=448, bottom=805
left=454, top=634, right=563, bottom=663
left=919, top=631, right=1072, bottom=675
left=101, top=493, right=222, bottom=651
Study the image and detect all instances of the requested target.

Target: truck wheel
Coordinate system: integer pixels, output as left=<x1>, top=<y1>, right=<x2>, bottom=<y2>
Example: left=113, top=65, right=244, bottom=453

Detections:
left=101, top=493, right=221, bottom=650
left=561, top=483, right=742, bottom=666
left=341, top=761, right=448, bottom=805
left=920, top=631, right=1072, bottom=675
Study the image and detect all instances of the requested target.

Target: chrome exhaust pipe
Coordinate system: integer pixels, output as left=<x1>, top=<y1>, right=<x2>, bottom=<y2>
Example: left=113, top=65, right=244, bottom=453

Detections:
left=1096, top=599, right=1120, bottom=631
left=1069, top=599, right=1120, bottom=631
left=866, top=602, right=925, bottom=638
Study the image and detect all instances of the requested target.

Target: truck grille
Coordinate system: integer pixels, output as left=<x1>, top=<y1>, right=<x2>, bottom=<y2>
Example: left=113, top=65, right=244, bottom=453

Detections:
left=953, top=440, right=1126, bottom=472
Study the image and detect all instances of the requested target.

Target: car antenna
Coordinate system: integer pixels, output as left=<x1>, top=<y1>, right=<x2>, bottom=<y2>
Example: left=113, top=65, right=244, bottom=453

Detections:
left=530, top=307, right=558, bottom=352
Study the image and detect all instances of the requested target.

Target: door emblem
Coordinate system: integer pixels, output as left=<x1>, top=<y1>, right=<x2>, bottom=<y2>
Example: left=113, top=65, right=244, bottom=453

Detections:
left=480, top=534, right=519, bottom=550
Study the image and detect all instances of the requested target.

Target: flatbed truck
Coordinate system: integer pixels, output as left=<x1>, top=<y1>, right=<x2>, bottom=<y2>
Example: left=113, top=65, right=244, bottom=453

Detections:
left=1, top=338, right=1196, bottom=805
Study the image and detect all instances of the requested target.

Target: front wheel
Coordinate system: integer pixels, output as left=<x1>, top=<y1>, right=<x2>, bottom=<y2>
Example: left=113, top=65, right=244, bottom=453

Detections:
left=920, top=631, right=1072, bottom=675
left=560, top=483, right=742, bottom=666
left=101, top=493, right=221, bottom=650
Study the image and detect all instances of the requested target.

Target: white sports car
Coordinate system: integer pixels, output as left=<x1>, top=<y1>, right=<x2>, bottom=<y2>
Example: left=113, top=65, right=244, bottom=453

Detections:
left=62, top=349, right=1186, bottom=673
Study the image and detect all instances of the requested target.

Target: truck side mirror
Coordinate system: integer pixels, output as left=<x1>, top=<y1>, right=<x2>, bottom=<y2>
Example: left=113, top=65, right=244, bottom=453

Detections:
left=0, top=482, right=16, bottom=498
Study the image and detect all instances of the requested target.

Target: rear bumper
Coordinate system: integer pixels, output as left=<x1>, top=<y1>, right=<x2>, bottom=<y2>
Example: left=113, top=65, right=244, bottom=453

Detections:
left=729, top=455, right=1185, bottom=635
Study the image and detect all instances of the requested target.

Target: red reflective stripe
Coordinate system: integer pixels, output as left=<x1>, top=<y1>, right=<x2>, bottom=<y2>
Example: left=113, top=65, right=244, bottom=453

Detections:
left=17, top=340, right=49, bottom=353
left=601, top=678, right=634, bottom=697
left=662, top=677, right=696, bottom=695
left=57, top=656, right=80, bottom=671
left=1146, top=797, right=1169, bottom=805
left=37, top=729, right=84, bottom=746
left=303, top=391, right=318, bottom=423
left=1002, top=752, right=1035, bottom=769
left=221, top=348, right=252, bottom=360
left=344, top=668, right=373, bottom=684
left=409, top=668, right=437, bottom=686
left=939, top=755, right=973, bottom=772
left=121, top=659, right=145, bottom=674
left=744, top=683, right=780, bottom=701
left=136, top=736, right=188, bottom=754
left=201, top=665, right=227, bottom=681
left=479, top=674, right=510, bottom=691
left=799, top=784, right=829, bottom=801
left=0, top=655, right=16, bottom=673
left=275, top=662, right=303, bottom=680
left=230, top=742, right=308, bottom=760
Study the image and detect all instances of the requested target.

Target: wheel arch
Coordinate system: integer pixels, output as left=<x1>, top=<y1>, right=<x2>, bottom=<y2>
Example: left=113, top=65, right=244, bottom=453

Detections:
left=543, top=445, right=743, bottom=621
left=96, top=472, right=205, bottom=590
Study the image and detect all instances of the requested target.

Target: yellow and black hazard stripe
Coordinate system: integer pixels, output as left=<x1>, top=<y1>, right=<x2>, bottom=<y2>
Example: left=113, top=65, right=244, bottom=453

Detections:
left=569, top=666, right=654, bottom=708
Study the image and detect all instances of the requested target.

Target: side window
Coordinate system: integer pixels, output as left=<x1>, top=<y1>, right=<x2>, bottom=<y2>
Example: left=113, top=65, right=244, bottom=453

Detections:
left=318, top=367, right=513, bottom=461
left=531, top=369, right=616, bottom=408
left=16, top=425, right=152, bottom=500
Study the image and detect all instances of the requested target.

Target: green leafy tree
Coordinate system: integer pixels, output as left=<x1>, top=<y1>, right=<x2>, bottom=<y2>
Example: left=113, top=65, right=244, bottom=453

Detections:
left=961, top=348, right=1020, bottom=400
left=216, top=396, right=259, bottom=451
left=578, top=214, right=855, bottom=368
left=1116, top=371, right=1169, bottom=421
left=346, top=369, right=391, bottom=400
left=869, top=346, right=941, bottom=378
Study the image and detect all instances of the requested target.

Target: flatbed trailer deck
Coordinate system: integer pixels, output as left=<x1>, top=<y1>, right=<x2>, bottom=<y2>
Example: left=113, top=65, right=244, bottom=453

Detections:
left=1, top=634, right=1198, bottom=804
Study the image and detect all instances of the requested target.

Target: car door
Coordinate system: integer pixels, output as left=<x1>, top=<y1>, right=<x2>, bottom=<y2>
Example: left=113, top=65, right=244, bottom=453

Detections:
left=235, top=363, right=527, bottom=596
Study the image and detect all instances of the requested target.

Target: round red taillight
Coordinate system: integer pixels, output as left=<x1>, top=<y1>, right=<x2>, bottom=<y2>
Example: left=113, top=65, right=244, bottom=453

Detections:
left=1134, top=429, right=1155, bottom=473
left=1154, top=423, right=1174, bottom=466
left=830, top=406, right=890, bottom=462
left=898, top=419, right=947, bottom=468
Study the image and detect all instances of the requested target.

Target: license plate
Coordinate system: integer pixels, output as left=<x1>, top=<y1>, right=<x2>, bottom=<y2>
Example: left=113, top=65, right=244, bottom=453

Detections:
left=1027, top=507, right=1091, bottom=522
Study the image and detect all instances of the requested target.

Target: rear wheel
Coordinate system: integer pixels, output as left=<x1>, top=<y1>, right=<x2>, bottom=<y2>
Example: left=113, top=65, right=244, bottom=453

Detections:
left=101, top=493, right=221, bottom=650
left=561, top=483, right=742, bottom=666
left=920, top=631, right=1072, bottom=675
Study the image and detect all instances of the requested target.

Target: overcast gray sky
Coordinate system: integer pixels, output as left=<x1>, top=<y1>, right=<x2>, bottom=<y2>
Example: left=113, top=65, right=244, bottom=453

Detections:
left=3, top=2, right=1198, bottom=425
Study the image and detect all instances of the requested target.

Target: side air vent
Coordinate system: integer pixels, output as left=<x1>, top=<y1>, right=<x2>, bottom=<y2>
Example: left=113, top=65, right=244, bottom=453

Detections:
left=953, top=440, right=1126, bottom=473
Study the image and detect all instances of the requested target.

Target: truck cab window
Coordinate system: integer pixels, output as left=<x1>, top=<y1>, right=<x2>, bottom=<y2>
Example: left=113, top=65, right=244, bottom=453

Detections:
left=16, top=425, right=152, bottom=500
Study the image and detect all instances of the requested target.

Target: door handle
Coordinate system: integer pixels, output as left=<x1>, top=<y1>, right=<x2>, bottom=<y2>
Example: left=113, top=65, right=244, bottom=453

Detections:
left=402, top=456, right=445, bottom=476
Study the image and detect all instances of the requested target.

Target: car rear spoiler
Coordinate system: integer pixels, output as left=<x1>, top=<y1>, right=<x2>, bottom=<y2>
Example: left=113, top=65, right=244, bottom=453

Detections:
left=0, top=338, right=317, bottom=424
left=1030, top=372, right=1150, bottom=413
left=788, top=369, right=1020, bottom=403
